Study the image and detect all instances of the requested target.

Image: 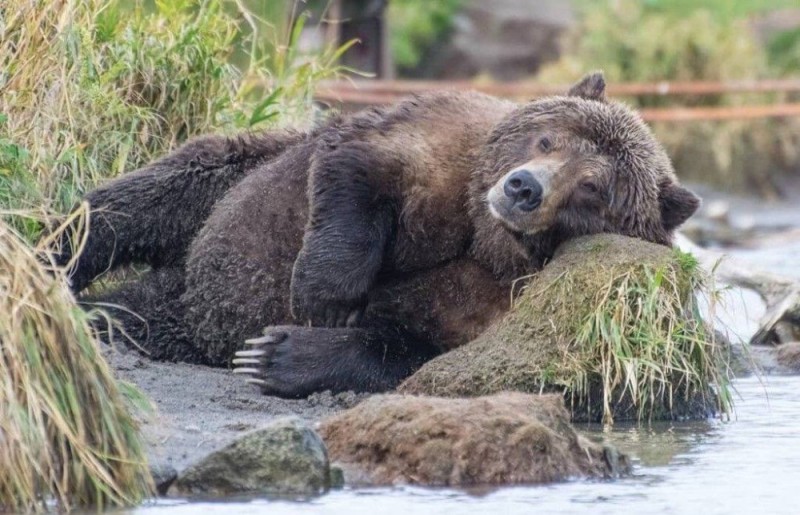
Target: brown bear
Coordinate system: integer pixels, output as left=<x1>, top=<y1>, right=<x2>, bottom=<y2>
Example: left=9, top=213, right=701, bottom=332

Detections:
left=55, top=73, right=699, bottom=398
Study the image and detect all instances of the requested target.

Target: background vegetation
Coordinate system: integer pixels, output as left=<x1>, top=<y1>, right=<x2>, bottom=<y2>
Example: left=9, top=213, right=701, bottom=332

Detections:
left=538, top=0, right=800, bottom=195
left=389, top=0, right=464, bottom=74
left=0, top=0, right=346, bottom=243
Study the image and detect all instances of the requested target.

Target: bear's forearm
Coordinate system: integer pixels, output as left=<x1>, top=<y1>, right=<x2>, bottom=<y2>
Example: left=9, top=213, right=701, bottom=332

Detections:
left=290, top=141, right=400, bottom=325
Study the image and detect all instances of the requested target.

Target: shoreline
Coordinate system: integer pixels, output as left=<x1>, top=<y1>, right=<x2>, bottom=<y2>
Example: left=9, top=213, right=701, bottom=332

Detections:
left=109, top=349, right=361, bottom=477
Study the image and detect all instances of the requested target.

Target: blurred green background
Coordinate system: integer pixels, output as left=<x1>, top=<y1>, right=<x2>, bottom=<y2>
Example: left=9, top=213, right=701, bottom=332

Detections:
left=2, top=0, right=800, bottom=244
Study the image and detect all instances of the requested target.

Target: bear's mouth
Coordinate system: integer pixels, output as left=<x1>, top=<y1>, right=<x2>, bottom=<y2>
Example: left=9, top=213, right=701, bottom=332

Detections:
left=486, top=191, right=551, bottom=235
left=486, top=193, right=521, bottom=230
left=486, top=167, right=552, bottom=234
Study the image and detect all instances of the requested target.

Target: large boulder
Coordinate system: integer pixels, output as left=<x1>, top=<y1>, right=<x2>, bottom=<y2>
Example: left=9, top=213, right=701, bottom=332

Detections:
left=169, top=417, right=331, bottom=497
left=318, top=392, right=629, bottom=486
left=401, top=234, right=731, bottom=423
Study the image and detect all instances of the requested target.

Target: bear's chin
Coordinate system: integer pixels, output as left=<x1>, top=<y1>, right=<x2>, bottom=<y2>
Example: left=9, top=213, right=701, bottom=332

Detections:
left=486, top=198, right=549, bottom=236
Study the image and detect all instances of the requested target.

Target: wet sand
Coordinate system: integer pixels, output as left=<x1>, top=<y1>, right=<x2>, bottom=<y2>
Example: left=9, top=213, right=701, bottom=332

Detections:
left=108, top=350, right=362, bottom=475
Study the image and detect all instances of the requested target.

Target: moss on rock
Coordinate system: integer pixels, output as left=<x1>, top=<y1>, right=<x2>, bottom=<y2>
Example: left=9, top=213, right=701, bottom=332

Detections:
left=169, top=417, right=331, bottom=497
left=400, top=234, right=731, bottom=423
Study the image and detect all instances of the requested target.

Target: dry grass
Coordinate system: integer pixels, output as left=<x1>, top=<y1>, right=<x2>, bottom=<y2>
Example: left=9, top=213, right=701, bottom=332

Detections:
left=0, top=209, right=153, bottom=512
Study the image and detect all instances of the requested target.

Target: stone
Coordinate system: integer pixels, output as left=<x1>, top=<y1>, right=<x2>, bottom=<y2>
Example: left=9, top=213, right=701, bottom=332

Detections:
left=149, top=463, right=178, bottom=496
left=319, top=392, right=629, bottom=486
left=775, top=341, right=800, bottom=373
left=400, top=234, right=727, bottom=423
left=169, top=417, right=330, bottom=497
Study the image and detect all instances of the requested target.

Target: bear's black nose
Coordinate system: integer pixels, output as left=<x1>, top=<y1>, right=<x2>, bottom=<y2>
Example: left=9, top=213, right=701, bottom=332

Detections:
left=503, top=170, right=542, bottom=211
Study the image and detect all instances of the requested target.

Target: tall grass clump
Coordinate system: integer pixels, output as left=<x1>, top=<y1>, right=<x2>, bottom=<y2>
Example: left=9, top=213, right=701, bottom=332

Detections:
left=0, top=0, right=348, bottom=242
left=537, top=0, right=800, bottom=195
left=0, top=212, right=153, bottom=512
left=401, top=234, right=732, bottom=424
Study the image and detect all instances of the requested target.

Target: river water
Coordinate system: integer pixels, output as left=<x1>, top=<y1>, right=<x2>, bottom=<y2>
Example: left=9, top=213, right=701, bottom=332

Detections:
left=127, top=376, right=800, bottom=515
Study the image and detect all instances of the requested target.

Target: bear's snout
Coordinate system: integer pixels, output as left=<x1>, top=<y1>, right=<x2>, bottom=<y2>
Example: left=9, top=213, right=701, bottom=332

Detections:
left=503, top=170, right=542, bottom=212
left=487, top=164, right=558, bottom=234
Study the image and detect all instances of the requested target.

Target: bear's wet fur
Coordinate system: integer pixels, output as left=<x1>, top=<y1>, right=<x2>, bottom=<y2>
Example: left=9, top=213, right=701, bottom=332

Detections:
left=56, top=73, right=700, bottom=398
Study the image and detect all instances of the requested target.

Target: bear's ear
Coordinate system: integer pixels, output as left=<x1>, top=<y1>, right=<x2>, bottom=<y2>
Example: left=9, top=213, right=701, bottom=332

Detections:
left=659, top=182, right=701, bottom=231
left=567, top=72, right=607, bottom=101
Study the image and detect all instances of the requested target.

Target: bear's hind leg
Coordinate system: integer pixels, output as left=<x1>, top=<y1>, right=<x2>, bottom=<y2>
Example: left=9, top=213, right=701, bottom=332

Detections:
left=81, top=267, right=209, bottom=364
left=56, top=130, right=305, bottom=292
left=233, top=326, right=440, bottom=398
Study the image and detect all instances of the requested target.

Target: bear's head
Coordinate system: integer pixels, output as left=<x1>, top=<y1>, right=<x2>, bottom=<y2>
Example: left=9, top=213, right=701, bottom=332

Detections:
left=470, top=72, right=700, bottom=276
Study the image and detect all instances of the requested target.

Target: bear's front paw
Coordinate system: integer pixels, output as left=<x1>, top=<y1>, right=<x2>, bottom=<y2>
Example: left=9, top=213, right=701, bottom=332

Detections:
left=233, top=327, right=340, bottom=398
left=290, top=238, right=378, bottom=327
left=290, top=262, right=367, bottom=327
left=233, top=330, right=301, bottom=397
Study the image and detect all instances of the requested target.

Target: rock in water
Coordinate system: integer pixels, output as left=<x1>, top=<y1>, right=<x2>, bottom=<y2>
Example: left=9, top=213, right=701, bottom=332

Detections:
left=170, top=417, right=330, bottom=496
left=401, top=234, right=730, bottom=423
left=776, top=342, right=800, bottom=373
left=318, top=392, right=630, bottom=486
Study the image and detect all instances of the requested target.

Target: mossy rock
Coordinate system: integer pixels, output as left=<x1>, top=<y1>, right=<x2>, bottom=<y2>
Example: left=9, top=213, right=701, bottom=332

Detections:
left=169, top=417, right=331, bottom=497
left=400, top=234, right=731, bottom=423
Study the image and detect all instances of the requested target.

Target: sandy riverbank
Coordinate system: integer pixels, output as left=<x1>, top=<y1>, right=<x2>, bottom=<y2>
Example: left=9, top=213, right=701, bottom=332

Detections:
left=107, top=349, right=363, bottom=478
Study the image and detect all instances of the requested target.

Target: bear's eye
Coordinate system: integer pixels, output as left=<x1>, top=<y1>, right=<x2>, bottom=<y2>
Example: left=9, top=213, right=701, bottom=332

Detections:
left=581, top=181, right=599, bottom=194
left=538, top=136, right=553, bottom=153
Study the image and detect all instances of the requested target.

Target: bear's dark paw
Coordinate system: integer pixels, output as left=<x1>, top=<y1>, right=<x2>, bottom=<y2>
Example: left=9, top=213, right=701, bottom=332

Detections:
left=233, top=325, right=397, bottom=398
left=290, top=244, right=376, bottom=327
left=315, top=299, right=366, bottom=328
left=233, top=328, right=332, bottom=398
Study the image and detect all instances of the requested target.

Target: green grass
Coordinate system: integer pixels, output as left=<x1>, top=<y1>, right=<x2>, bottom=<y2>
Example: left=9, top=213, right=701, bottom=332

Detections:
left=508, top=245, right=731, bottom=424
left=0, top=0, right=349, bottom=243
left=564, top=251, right=731, bottom=423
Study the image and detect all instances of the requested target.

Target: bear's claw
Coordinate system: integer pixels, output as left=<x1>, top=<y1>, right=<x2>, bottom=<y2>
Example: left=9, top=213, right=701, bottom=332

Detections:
left=234, top=326, right=347, bottom=398
left=232, top=366, right=260, bottom=373
left=233, top=331, right=289, bottom=386
left=243, top=333, right=283, bottom=345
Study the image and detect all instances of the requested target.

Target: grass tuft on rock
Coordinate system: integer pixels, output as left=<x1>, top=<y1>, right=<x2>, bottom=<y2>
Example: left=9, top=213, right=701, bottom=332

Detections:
left=401, top=234, right=732, bottom=424
left=0, top=213, right=153, bottom=512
